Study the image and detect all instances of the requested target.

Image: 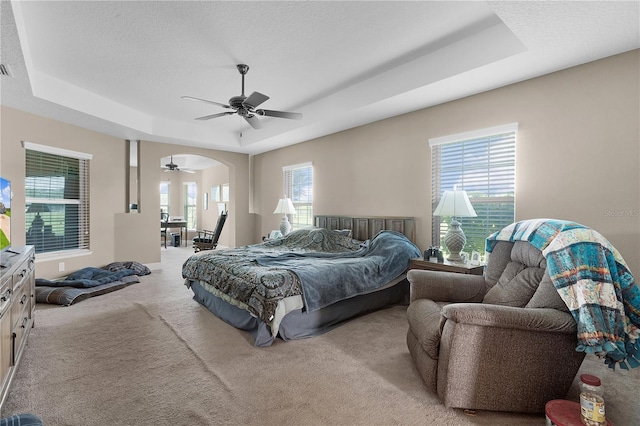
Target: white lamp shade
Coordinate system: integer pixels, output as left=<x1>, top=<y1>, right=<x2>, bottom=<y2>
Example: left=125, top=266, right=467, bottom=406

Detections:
left=433, top=190, right=477, bottom=218
left=273, top=198, right=296, bottom=215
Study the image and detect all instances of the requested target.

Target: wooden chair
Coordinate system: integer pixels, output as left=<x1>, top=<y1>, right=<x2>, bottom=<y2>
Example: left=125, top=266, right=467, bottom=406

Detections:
left=193, top=211, right=227, bottom=252
left=161, top=212, right=169, bottom=248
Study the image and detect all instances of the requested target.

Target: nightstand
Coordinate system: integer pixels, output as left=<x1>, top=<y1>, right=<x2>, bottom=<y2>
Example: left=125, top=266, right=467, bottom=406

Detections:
left=409, top=258, right=484, bottom=275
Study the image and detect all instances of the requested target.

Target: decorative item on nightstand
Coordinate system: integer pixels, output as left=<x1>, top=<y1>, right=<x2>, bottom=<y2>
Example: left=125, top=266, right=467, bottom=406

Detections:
left=433, top=188, right=477, bottom=261
left=273, top=197, right=296, bottom=236
left=424, top=246, right=444, bottom=263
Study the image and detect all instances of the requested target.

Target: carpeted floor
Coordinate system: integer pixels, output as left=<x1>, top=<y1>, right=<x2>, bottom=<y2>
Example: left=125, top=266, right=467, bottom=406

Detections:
left=1, top=245, right=638, bottom=425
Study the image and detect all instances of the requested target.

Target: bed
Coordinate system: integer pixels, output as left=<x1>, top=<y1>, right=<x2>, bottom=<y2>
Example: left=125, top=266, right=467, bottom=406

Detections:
left=182, top=215, right=420, bottom=346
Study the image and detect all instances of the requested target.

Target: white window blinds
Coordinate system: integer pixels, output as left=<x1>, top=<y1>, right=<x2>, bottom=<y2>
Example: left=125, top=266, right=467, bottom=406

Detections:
left=430, top=124, right=517, bottom=254
left=283, top=162, right=313, bottom=229
left=24, top=142, right=91, bottom=254
left=183, top=182, right=197, bottom=230
left=160, top=182, right=170, bottom=215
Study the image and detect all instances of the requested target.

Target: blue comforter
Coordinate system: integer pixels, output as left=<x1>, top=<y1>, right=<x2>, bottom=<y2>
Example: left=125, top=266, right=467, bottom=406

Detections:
left=256, top=230, right=421, bottom=311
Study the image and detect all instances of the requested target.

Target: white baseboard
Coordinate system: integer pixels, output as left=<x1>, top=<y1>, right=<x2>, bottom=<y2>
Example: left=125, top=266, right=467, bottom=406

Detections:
left=145, top=262, right=163, bottom=272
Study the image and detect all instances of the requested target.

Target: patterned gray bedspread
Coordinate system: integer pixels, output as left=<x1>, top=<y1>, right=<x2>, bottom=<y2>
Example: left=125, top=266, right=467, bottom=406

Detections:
left=181, top=227, right=420, bottom=324
left=182, top=227, right=362, bottom=324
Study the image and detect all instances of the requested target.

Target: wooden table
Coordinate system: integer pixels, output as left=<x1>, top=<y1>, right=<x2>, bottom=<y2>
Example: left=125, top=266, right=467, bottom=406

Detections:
left=161, top=220, right=187, bottom=245
left=409, top=258, right=484, bottom=275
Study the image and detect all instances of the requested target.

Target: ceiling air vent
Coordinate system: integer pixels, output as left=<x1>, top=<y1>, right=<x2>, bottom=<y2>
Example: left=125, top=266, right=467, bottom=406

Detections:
left=0, top=64, right=11, bottom=77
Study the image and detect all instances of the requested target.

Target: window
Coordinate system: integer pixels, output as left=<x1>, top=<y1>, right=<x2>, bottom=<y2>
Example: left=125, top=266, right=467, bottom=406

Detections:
left=283, top=162, right=313, bottom=229
left=183, top=182, right=197, bottom=230
left=430, top=123, right=516, bottom=254
left=24, top=142, right=91, bottom=254
left=221, top=183, right=229, bottom=202
left=211, top=185, right=220, bottom=202
left=160, top=182, right=170, bottom=215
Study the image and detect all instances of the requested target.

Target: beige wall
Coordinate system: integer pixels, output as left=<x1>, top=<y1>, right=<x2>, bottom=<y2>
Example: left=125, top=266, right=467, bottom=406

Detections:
left=2, top=50, right=638, bottom=278
left=114, top=140, right=253, bottom=266
left=252, top=50, right=640, bottom=275
left=1, top=106, right=127, bottom=278
left=1, top=107, right=254, bottom=278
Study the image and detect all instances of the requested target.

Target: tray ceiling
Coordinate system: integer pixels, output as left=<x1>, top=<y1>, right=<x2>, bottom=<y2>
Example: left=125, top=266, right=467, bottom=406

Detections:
left=1, top=1, right=638, bottom=155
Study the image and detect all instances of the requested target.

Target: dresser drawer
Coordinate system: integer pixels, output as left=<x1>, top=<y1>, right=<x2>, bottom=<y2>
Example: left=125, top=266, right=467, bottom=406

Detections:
left=11, top=314, right=30, bottom=365
left=0, top=278, right=11, bottom=319
left=12, top=258, right=33, bottom=292
left=11, top=282, right=30, bottom=329
left=0, top=310, right=11, bottom=391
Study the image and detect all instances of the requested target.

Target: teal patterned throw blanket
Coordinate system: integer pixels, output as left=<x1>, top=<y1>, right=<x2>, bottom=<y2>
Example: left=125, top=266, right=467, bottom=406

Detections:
left=486, top=219, right=640, bottom=369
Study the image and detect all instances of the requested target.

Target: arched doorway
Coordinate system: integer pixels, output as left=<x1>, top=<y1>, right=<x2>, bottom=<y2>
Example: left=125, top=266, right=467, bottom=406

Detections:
left=159, top=154, right=230, bottom=248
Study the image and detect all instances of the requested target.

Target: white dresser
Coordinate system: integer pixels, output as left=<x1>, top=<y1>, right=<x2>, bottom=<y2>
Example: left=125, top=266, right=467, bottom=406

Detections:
left=0, top=246, right=36, bottom=410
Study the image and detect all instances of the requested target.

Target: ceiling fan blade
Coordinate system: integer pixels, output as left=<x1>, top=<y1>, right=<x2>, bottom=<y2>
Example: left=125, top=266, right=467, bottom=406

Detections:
left=182, top=169, right=196, bottom=174
left=256, top=109, right=303, bottom=120
left=243, top=91, right=269, bottom=108
left=195, top=111, right=235, bottom=121
left=244, top=115, right=262, bottom=129
left=181, top=96, right=231, bottom=109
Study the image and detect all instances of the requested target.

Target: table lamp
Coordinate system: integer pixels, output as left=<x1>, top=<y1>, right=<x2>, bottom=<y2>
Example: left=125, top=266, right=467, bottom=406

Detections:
left=273, top=198, right=296, bottom=236
left=433, top=189, right=477, bottom=261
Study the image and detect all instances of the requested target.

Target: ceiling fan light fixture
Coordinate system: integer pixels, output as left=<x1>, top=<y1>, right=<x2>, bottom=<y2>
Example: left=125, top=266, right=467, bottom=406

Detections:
left=181, top=63, right=303, bottom=129
left=163, top=155, right=195, bottom=173
left=237, top=64, right=249, bottom=75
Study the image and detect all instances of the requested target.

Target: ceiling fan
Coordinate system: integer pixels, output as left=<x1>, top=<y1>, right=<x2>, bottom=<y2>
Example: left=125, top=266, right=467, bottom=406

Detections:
left=163, top=156, right=195, bottom=173
left=181, top=64, right=303, bottom=129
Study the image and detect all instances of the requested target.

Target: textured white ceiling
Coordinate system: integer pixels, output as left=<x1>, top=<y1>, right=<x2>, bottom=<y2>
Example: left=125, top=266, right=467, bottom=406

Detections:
left=1, top=1, right=639, bottom=160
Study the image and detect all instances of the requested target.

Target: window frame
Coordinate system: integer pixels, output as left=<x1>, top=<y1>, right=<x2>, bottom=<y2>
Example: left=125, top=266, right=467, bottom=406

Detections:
left=283, top=162, right=313, bottom=230
left=211, top=185, right=221, bottom=202
left=23, top=141, right=92, bottom=256
left=429, top=123, right=517, bottom=255
left=183, top=182, right=197, bottom=230
left=221, top=183, right=229, bottom=202
left=160, top=181, right=170, bottom=216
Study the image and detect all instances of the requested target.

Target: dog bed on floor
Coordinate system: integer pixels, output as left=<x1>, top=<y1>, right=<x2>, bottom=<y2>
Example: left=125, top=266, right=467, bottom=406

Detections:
left=36, top=274, right=141, bottom=306
left=35, top=261, right=150, bottom=306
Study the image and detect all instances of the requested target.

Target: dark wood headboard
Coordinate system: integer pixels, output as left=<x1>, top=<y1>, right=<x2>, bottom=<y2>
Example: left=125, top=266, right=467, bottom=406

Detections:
left=314, top=215, right=415, bottom=242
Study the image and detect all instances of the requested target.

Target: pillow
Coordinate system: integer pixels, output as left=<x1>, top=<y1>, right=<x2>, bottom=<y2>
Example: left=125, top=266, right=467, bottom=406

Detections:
left=484, top=241, right=514, bottom=287
left=332, top=229, right=352, bottom=237
left=511, top=240, right=546, bottom=268
left=483, top=261, right=545, bottom=307
left=103, top=261, right=151, bottom=276
left=525, top=270, right=570, bottom=312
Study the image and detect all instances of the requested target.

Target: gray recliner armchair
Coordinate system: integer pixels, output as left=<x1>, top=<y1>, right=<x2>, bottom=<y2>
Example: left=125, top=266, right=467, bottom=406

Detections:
left=406, top=240, right=585, bottom=413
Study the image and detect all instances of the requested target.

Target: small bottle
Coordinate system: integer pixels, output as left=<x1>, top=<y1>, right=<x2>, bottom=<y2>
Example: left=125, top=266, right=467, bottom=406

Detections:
left=580, top=374, right=606, bottom=426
